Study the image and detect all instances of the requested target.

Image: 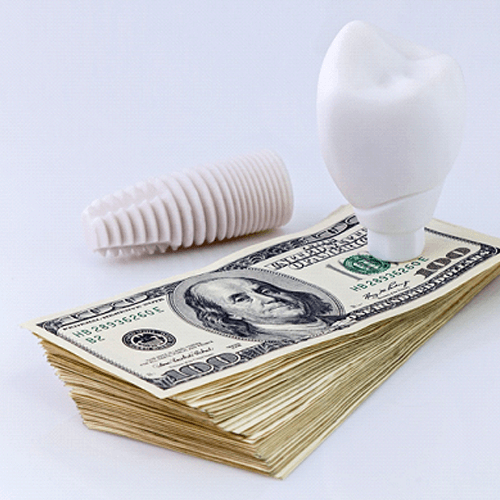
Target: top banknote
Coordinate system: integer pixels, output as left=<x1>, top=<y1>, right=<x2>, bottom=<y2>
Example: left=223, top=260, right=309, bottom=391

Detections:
left=24, top=206, right=500, bottom=398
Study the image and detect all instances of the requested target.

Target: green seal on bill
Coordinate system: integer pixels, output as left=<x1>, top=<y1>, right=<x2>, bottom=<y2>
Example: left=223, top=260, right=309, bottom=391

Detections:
left=342, top=254, right=390, bottom=275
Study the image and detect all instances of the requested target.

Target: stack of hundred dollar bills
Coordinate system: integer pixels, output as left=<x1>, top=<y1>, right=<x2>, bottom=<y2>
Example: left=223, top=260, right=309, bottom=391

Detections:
left=24, top=205, right=500, bottom=478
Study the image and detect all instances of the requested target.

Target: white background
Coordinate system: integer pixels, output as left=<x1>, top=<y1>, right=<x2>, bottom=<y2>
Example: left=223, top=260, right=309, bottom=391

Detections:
left=2, top=1, right=500, bottom=499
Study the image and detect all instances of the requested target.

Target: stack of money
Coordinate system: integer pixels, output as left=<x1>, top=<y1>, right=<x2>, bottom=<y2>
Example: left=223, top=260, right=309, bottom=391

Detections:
left=24, top=206, right=500, bottom=478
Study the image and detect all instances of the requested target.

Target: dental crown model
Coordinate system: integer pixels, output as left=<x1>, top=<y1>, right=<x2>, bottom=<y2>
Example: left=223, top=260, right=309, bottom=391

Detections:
left=82, top=150, right=293, bottom=256
left=317, top=21, right=466, bottom=262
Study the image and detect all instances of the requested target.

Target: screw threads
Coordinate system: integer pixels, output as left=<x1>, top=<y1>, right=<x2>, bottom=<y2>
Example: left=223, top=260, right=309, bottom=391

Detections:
left=82, top=150, right=293, bottom=256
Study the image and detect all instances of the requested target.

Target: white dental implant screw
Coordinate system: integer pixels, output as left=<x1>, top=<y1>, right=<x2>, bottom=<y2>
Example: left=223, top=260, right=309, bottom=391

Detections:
left=317, top=21, right=466, bottom=262
left=82, top=150, right=293, bottom=256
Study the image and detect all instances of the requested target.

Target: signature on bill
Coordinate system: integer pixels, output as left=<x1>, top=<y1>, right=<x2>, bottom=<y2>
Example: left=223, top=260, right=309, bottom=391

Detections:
left=362, top=280, right=410, bottom=301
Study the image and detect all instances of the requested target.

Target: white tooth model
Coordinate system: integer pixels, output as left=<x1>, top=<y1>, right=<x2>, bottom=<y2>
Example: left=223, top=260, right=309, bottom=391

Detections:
left=82, top=150, right=293, bottom=256
left=317, top=21, right=466, bottom=262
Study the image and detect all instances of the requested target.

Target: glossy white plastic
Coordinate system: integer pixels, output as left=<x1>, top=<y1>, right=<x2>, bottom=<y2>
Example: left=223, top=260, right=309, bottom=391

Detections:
left=82, top=150, right=293, bottom=256
left=317, top=21, right=466, bottom=262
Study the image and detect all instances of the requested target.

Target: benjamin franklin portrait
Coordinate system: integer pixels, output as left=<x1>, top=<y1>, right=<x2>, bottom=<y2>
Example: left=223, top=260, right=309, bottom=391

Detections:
left=171, top=269, right=345, bottom=342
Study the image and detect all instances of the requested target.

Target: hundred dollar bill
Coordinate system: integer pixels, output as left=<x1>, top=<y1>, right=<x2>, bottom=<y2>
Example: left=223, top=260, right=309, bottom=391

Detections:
left=24, top=205, right=500, bottom=398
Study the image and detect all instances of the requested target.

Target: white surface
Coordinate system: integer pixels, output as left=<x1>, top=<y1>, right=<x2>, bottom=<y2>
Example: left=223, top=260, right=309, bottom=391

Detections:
left=81, top=150, right=293, bottom=255
left=317, top=20, right=466, bottom=262
left=2, top=1, right=500, bottom=499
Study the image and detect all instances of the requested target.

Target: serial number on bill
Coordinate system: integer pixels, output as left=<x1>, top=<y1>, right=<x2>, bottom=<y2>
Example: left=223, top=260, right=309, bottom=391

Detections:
left=69, top=306, right=165, bottom=338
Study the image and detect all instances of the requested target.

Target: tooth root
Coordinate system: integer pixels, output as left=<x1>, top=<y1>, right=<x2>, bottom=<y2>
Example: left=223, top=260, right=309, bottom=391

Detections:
left=82, top=150, right=293, bottom=256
